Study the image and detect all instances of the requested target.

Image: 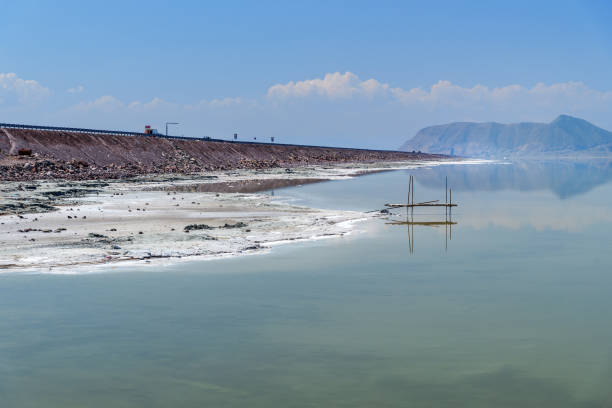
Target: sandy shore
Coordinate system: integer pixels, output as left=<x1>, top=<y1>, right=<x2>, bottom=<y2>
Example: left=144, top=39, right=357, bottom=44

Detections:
left=0, top=160, right=464, bottom=272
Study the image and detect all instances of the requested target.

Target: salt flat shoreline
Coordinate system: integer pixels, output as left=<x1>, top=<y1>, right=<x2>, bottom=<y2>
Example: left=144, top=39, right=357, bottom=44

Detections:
left=0, top=159, right=471, bottom=273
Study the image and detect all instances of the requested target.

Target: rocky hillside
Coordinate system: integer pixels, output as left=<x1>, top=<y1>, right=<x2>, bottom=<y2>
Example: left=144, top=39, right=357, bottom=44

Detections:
left=400, top=115, right=612, bottom=158
left=0, top=128, right=442, bottom=181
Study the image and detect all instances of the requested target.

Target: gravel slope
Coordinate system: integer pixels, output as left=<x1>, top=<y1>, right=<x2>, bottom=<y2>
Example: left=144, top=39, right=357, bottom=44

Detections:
left=0, top=128, right=445, bottom=181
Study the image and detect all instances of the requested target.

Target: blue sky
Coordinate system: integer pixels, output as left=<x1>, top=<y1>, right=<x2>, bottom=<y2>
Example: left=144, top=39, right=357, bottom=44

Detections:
left=2, top=0, right=612, bottom=148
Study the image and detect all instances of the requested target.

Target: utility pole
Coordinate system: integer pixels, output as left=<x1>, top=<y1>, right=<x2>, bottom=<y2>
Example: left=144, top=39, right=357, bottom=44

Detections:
left=165, top=122, right=179, bottom=136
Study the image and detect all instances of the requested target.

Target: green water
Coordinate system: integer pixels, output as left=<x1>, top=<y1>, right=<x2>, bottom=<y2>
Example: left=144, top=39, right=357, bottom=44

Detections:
left=2, top=161, right=612, bottom=407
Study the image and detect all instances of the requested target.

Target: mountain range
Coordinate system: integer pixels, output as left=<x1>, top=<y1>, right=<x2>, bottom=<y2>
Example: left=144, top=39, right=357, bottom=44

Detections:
left=400, top=115, right=612, bottom=158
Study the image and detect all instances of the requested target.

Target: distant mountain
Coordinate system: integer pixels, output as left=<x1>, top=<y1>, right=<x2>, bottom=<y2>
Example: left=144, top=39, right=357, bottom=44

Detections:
left=400, top=115, right=612, bottom=158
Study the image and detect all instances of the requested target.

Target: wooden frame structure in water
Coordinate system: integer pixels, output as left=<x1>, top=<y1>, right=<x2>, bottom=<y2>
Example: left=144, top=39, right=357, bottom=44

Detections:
left=385, top=175, right=457, bottom=253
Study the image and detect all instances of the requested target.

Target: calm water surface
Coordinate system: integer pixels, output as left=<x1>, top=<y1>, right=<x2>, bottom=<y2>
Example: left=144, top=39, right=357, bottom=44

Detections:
left=2, top=160, right=612, bottom=407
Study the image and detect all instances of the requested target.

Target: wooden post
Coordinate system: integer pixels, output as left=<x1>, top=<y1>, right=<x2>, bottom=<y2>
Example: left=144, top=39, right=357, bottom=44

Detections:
left=407, top=175, right=411, bottom=216
left=445, top=176, right=448, bottom=219
left=408, top=218, right=413, bottom=254
left=411, top=176, right=414, bottom=217
left=449, top=185, right=453, bottom=242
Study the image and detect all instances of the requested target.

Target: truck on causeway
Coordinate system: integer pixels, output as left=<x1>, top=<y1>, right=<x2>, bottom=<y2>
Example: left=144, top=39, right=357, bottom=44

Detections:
left=144, top=125, right=159, bottom=136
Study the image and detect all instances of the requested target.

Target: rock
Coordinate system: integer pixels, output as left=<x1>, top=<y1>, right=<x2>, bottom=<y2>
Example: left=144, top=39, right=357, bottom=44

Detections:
left=221, top=222, right=247, bottom=229
left=184, top=224, right=213, bottom=232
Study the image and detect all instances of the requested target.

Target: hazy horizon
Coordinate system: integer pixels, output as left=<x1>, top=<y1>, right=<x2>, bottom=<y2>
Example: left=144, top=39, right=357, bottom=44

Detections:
left=2, top=1, right=612, bottom=148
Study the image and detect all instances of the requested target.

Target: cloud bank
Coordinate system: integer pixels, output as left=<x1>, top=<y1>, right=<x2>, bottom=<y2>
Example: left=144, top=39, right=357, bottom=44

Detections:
left=2, top=71, right=612, bottom=148
left=0, top=72, right=50, bottom=104
left=267, top=72, right=389, bottom=99
left=267, top=72, right=612, bottom=112
left=71, top=96, right=247, bottom=113
left=71, top=73, right=612, bottom=120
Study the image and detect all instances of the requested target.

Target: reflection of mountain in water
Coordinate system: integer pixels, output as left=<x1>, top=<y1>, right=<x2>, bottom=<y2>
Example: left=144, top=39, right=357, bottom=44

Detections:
left=417, top=160, right=612, bottom=199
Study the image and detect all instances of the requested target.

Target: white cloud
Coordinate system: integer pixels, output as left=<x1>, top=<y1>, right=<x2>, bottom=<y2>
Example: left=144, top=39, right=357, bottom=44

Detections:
left=70, top=95, right=247, bottom=114
left=75, top=96, right=247, bottom=113
left=207, top=97, right=244, bottom=108
left=391, top=80, right=491, bottom=106
left=267, top=72, right=612, bottom=114
left=72, top=95, right=125, bottom=112
left=128, top=97, right=178, bottom=111
left=267, top=72, right=388, bottom=99
left=186, top=97, right=245, bottom=110
left=0, top=72, right=50, bottom=104
left=67, top=85, right=85, bottom=94
left=390, top=79, right=612, bottom=110
left=73, top=75, right=612, bottom=120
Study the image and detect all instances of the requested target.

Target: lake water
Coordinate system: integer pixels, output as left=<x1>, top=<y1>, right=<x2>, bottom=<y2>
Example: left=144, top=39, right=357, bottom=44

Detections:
left=2, top=160, right=612, bottom=407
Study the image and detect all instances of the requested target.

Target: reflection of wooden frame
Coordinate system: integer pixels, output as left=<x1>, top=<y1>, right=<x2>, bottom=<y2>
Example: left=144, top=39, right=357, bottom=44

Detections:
left=385, top=175, right=458, bottom=253
left=387, top=216, right=456, bottom=254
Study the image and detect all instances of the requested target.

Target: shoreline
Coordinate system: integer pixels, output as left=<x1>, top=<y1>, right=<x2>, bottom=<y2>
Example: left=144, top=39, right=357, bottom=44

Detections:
left=0, top=159, right=478, bottom=273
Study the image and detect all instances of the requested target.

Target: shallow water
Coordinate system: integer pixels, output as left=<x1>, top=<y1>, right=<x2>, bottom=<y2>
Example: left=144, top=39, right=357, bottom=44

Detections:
left=2, top=160, right=612, bottom=407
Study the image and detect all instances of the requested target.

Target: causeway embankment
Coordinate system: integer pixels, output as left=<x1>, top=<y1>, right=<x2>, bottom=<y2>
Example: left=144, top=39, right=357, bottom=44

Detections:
left=0, top=127, right=444, bottom=181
